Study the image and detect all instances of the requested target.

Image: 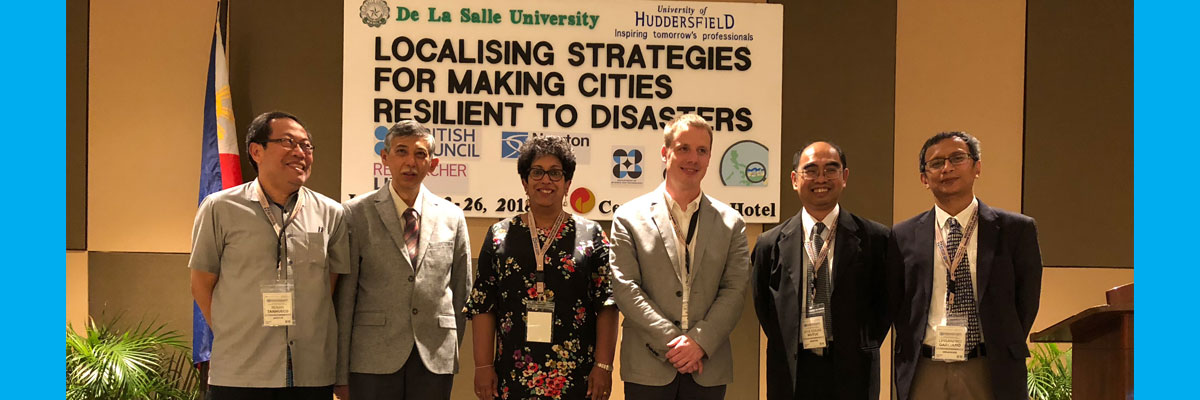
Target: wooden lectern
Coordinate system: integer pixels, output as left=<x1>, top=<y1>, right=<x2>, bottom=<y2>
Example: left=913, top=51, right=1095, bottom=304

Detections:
left=1031, top=283, right=1133, bottom=400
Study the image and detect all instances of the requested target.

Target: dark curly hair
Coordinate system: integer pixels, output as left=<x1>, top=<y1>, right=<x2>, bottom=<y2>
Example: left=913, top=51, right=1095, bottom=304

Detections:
left=516, top=135, right=577, bottom=182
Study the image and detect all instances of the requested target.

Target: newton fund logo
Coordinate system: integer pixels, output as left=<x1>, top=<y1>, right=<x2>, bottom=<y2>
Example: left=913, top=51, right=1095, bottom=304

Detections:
left=501, top=131, right=529, bottom=159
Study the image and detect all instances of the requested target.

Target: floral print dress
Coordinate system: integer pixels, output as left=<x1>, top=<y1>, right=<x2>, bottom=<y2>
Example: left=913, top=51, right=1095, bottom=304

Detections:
left=464, top=214, right=614, bottom=400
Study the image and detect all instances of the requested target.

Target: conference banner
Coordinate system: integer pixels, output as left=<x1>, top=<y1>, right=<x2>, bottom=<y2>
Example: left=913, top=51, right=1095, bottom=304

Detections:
left=342, top=0, right=782, bottom=222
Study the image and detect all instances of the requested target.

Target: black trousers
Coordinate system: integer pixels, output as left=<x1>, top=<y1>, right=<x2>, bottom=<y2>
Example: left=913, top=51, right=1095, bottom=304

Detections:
left=624, top=372, right=727, bottom=400
left=794, top=349, right=836, bottom=399
left=207, top=385, right=332, bottom=400
left=348, top=346, right=454, bottom=400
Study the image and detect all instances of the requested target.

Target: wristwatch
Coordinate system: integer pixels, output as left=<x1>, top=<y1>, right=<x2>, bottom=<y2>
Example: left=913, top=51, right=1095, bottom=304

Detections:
left=595, top=362, right=613, bottom=372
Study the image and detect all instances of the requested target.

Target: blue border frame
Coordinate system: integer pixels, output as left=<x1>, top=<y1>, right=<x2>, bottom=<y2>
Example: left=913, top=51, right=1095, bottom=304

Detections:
left=1135, top=1, right=1197, bottom=398
left=2, top=1, right=66, bottom=396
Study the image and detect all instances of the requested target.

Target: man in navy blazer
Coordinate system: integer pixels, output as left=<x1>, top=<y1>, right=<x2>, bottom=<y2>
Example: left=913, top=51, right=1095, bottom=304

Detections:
left=753, top=142, right=891, bottom=399
left=888, top=132, right=1043, bottom=400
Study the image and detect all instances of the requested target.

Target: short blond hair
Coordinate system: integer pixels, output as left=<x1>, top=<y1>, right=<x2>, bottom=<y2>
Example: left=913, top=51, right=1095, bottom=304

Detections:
left=663, top=113, right=713, bottom=147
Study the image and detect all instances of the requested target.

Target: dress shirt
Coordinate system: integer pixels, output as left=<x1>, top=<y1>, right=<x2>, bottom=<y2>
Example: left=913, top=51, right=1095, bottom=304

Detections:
left=387, top=180, right=424, bottom=231
left=923, top=197, right=983, bottom=346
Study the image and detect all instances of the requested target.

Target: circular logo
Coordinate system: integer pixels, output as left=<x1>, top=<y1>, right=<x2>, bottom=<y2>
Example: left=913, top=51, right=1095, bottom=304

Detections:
left=374, top=125, right=389, bottom=154
left=745, top=161, right=767, bottom=183
left=360, top=0, right=390, bottom=27
left=720, top=140, right=769, bottom=187
left=570, top=187, right=596, bottom=213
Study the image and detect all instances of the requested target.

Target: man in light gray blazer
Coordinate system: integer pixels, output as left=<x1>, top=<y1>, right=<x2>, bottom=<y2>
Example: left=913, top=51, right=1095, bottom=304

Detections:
left=335, top=120, right=472, bottom=400
left=610, top=114, right=751, bottom=400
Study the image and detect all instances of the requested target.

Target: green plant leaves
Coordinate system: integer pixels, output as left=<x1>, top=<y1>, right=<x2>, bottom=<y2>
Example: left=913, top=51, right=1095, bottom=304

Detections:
left=1026, top=343, right=1072, bottom=400
left=66, top=316, right=197, bottom=400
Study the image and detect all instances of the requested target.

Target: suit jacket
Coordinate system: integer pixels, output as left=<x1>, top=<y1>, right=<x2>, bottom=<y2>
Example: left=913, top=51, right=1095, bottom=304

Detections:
left=609, top=189, right=751, bottom=387
left=888, top=200, right=1042, bottom=400
left=752, top=208, right=891, bottom=400
left=335, top=185, right=473, bottom=384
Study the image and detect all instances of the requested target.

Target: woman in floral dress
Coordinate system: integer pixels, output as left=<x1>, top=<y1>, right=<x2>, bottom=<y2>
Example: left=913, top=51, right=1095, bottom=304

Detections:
left=466, top=136, right=618, bottom=400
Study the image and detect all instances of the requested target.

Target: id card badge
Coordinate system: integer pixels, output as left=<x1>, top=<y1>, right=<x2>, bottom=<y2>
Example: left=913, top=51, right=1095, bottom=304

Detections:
left=261, top=279, right=295, bottom=327
left=524, top=299, right=555, bottom=343
left=933, top=315, right=968, bottom=362
left=802, top=303, right=828, bottom=349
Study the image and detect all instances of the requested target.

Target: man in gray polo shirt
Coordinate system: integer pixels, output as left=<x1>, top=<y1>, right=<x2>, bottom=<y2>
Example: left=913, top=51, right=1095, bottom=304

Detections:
left=190, top=111, right=350, bottom=400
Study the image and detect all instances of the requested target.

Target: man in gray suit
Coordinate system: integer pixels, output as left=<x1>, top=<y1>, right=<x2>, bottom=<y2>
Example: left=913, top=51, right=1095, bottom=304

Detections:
left=610, top=114, right=751, bottom=400
left=334, top=120, right=473, bottom=400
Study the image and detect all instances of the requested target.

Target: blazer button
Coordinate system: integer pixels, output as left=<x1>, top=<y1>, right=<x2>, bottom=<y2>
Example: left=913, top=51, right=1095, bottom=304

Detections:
left=673, top=320, right=681, bottom=327
left=407, top=276, right=415, bottom=282
left=675, top=291, right=682, bottom=297
left=412, top=308, right=419, bottom=315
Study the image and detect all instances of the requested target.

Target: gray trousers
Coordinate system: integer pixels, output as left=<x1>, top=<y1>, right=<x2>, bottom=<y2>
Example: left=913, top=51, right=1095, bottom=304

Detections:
left=909, top=356, right=995, bottom=400
left=348, top=346, right=454, bottom=400
left=624, top=373, right=726, bottom=400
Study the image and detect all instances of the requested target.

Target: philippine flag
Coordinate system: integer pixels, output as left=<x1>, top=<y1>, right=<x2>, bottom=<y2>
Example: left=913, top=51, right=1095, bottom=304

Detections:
left=194, top=14, right=240, bottom=365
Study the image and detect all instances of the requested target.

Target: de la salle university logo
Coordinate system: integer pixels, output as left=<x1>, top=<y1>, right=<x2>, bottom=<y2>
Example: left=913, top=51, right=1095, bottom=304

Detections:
left=360, top=0, right=390, bottom=27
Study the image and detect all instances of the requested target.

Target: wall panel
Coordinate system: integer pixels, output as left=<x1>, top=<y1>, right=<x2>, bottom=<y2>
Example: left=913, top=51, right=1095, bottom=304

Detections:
left=1024, top=0, right=1133, bottom=267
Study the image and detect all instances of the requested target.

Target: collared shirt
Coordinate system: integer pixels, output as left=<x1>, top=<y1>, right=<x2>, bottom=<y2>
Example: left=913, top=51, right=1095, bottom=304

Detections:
left=799, top=205, right=838, bottom=331
left=189, top=180, right=350, bottom=387
left=661, top=183, right=701, bottom=330
left=662, top=184, right=701, bottom=274
left=387, top=180, right=424, bottom=232
left=923, top=197, right=983, bottom=346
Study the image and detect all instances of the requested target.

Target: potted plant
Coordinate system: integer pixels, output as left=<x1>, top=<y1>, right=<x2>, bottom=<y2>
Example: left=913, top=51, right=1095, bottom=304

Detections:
left=1027, top=342, right=1072, bottom=400
left=66, top=316, right=198, bottom=400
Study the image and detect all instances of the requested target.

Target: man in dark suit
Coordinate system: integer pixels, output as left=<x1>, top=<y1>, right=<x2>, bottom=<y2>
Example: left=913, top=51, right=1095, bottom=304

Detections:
left=888, top=132, right=1042, bottom=400
left=752, top=141, right=891, bottom=400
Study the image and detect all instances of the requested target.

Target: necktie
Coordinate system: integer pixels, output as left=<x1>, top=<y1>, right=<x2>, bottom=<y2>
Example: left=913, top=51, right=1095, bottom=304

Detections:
left=402, top=208, right=420, bottom=268
left=810, top=222, right=832, bottom=340
left=946, top=218, right=981, bottom=351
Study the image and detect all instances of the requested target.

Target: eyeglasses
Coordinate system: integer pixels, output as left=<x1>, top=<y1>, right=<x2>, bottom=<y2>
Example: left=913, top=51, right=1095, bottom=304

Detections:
left=528, top=168, right=565, bottom=182
left=264, top=138, right=315, bottom=153
left=799, top=165, right=843, bottom=180
left=924, top=152, right=972, bottom=171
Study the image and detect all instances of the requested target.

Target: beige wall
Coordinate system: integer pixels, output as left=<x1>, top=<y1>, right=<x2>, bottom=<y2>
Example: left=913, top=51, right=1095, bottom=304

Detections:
left=88, top=0, right=215, bottom=253
left=1033, top=268, right=1133, bottom=342
left=894, top=0, right=1027, bottom=217
left=67, top=251, right=88, bottom=334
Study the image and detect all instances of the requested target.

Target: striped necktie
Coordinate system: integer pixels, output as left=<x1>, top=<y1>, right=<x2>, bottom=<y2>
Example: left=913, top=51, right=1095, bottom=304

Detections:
left=810, top=222, right=832, bottom=340
left=946, top=218, right=981, bottom=351
left=402, top=208, right=420, bottom=268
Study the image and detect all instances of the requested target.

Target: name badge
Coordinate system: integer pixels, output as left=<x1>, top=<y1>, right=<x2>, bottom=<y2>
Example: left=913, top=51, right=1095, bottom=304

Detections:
left=261, top=279, right=295, bottom=327
left=525, top=300, right=555, bottom=343
left=802, top=303, right=827, bottom=349
left=933, top=315, right=967, bottom=362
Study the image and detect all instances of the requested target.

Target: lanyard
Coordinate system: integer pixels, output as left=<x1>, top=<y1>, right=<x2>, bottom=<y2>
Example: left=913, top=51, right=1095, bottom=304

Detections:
left=664, top=192, right=700, bottom=330
left=665, top=202, right=698, bottom=283
left=805, top=219, right=837, bottom=305
left=255, top=181, right=306, bottom=277
left=526, top=211, right=567, bottom=301
left=935, top=210, right=978, bottom=306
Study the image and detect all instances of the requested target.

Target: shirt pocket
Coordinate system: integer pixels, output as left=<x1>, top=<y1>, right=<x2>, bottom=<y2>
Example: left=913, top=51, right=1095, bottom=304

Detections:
left=423, top=242, right=453, bottom=268
left=302, top=231, right=328, bottom=270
